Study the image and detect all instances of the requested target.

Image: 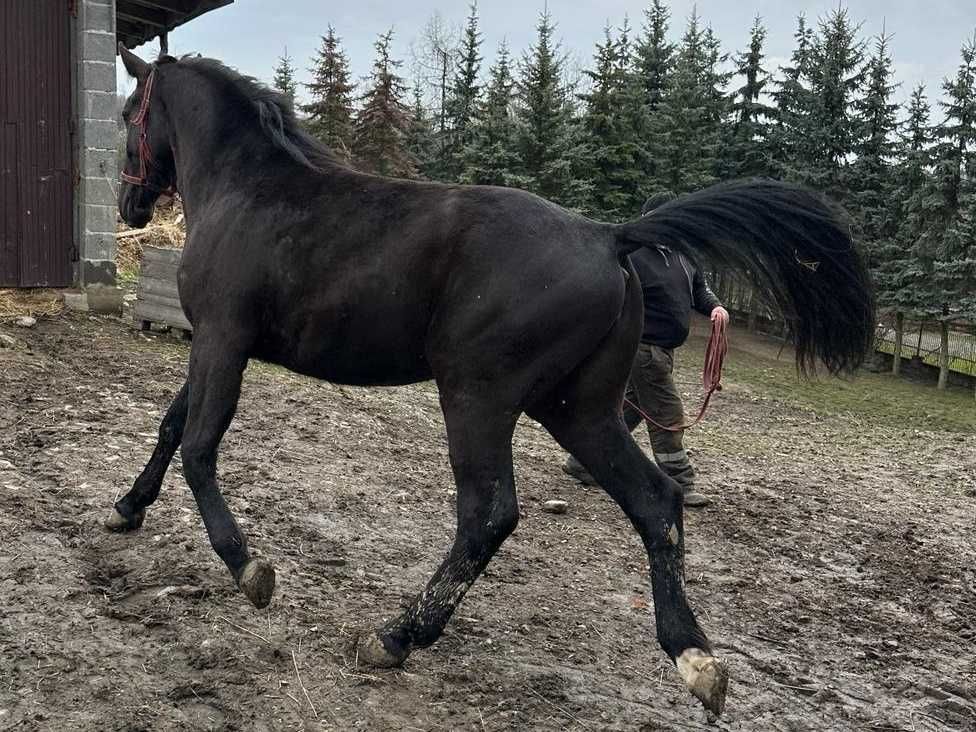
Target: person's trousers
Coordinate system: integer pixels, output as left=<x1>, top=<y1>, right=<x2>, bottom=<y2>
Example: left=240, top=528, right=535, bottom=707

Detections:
left=623, top=342, right=696, bottom=488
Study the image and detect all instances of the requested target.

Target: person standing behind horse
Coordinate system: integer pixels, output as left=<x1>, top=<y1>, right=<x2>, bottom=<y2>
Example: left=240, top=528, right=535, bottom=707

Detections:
left=563, top=191, right=730, bottom=507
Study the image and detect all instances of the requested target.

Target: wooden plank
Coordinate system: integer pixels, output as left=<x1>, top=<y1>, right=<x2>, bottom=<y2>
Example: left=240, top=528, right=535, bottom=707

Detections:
left=136, top=291, right=183, bottom=313
left=142, top=245, right=182, bottom=264
left=141, top=250, right=181, bottom=272
left=137, top=274, right=179, bottom=299
left=141, top=258, right=180, bottom=281
left=133, top=299, right=192, bottom=331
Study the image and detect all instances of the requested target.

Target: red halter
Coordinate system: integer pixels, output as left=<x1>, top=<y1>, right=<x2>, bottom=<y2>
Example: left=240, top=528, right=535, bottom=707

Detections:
left=121, top=68, right=177, bottom=196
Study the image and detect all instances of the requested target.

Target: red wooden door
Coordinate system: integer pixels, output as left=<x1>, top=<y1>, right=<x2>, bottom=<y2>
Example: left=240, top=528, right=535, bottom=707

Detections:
left=0, top=0, right=74, bottom=287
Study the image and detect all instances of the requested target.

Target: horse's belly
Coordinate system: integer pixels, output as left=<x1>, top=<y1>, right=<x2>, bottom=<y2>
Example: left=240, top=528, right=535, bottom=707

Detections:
left=255, top=317, right=434, bottom=387
left=291, top=348, right=434, bottom=386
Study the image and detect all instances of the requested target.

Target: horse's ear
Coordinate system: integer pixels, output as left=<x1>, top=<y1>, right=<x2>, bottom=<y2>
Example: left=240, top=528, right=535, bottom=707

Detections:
left=118, top=43, right=149, bottom=81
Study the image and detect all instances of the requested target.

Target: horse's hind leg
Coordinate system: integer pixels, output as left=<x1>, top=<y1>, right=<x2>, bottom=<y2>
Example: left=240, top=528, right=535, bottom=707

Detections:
left=357, top=399, right=519, bottom=667
left=175, top=330, right=274, bottom=608
left=106, top=382, right=188, bottom=532
left=535, top=400, right=728, bottom=716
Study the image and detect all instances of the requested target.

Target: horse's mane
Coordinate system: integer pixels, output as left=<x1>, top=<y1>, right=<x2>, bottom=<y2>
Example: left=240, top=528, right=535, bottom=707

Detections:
left=175, top=56, right=345, bottom=172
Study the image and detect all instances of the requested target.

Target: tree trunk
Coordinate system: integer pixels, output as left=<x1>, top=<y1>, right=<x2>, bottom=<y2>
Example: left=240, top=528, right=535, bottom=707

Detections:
left=747, top=288, right=759, bottom=333
left=937, top=320, right=949, bottom=390
left=892, top=312, right=904, bottom=376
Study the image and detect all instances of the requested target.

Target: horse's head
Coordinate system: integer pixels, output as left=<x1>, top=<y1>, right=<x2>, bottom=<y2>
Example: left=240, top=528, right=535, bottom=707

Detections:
left=118, top=44, right=177, bottom=228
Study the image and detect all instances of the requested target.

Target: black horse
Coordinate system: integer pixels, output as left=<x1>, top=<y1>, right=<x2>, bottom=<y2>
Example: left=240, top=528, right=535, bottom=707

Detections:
left=111, top=46, right=873, bottom=718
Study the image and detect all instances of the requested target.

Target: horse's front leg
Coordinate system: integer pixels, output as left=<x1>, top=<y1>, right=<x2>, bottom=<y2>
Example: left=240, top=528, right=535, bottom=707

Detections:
left=106, top=382, right=189, bottom=532
left=175, top=329, right=274, bottom=608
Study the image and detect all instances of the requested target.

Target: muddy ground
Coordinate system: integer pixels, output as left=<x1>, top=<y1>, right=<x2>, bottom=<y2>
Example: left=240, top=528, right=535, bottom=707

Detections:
left=0, top=314, right=973, bottom=731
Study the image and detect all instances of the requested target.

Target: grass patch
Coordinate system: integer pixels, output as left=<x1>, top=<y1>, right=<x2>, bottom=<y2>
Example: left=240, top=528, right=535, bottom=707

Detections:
left=687, top=333, right=976, bottom=434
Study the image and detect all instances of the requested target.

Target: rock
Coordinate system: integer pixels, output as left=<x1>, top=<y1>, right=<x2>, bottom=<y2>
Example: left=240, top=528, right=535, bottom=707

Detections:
left=14, top=316, right=36, bottom=328
left=542, top=499, right=569, bottom=515
left=322, top=558, right=347, bottom=567
left=0, top=333, right=16, bottom=348
left=85, top=285, right=123, bottom=314
left=62, top=290, right=89, bottom=312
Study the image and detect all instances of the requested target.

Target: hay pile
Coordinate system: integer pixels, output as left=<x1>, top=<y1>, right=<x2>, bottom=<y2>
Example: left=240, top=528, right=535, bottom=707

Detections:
left=0, top=289, right=65, bottom=321
left=116, top=197, right=186, bottom=278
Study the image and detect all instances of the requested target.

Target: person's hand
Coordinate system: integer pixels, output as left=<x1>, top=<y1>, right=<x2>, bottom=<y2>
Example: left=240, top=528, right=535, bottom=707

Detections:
left=711, top=306, right=729, bottom=325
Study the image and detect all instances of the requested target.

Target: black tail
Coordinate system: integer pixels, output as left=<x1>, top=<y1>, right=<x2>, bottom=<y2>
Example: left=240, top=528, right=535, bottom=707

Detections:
left=614, top=178, right=874, bottom=375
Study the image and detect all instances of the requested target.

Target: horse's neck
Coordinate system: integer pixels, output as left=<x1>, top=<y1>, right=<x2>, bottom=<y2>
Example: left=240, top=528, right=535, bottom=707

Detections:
left=167, top=94, right=264, bottom=210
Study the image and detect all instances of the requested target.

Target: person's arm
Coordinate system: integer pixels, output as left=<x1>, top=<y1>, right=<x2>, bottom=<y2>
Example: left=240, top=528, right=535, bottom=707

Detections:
left=691, top=266, right=723, bottom=318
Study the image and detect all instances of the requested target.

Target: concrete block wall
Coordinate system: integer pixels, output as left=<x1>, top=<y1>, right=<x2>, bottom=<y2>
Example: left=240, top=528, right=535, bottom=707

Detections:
left=76, top=0, right=119, bottom=289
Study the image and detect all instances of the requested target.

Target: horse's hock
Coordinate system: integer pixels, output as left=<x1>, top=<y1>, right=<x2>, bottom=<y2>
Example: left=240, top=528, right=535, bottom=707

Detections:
left=134, top=246, right=191, bottom=336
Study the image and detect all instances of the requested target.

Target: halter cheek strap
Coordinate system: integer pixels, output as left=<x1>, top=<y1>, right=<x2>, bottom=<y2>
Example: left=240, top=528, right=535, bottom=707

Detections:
left=121, top=68, right=177, bottom=196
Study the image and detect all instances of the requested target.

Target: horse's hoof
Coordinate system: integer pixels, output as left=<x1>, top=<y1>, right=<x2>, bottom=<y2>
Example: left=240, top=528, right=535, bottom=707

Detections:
left=677, top=648, right=728, bottom=717
left=104, top=508, right=145, bottom=532
left=356, top=632, right=406, bottom=668
left=239, top=558, right=276, bottom=609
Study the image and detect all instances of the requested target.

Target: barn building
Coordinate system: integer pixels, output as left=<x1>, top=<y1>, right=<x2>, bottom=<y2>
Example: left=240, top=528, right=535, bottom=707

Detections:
left=0, top=0, right=233, bottom=309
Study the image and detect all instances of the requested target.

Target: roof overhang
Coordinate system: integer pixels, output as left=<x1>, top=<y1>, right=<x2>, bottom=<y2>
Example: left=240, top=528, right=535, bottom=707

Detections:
left=117, top=0, right=234, bottom=50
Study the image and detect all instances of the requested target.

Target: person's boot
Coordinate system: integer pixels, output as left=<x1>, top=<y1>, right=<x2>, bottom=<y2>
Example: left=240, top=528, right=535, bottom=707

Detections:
left=657, top=455, right=711, bottom=508
left=562, top=455, right=597, bottom=486
left=680, top=479, right=713, bottom=507
left=682, top=487, right=712, bottom=507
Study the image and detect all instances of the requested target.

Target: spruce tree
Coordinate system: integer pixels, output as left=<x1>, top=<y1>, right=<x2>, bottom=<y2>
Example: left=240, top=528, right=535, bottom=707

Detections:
left=272, top=49, right=298, bottom=103
left=633, top=0, right=675, bottom=185
left=515, top=10, right=591, bottom=210
left=406, top=87, right=437, bottom=179
left=634, top=0, right=674, bottom=112
left=850, top=32, right=900, bottom=262
left=304, top=27, right=356, bottom=156
left=353, top=30, right=417, bottom=178
left=877, top=85, right=932, bottom=314
left=444, top=3, right=483, bottom=181
left=727, top=16, right=774, bottom=179
left=918, top=36, right=976, bottom=317
left=581, top=22, right=643, bottom=219
left=648, top=10, right=728, bottom=193
left=896, top=85, right=935, bottom=244
left=460, top=42, right=523, bottom=187
left=803, top=8, right=865, bottom=199
left=770, top=15, right=816, bottom=178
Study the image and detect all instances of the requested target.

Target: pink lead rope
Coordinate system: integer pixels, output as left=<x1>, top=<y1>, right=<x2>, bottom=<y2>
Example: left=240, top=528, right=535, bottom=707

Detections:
left=623, top=315, right=728, bottom=433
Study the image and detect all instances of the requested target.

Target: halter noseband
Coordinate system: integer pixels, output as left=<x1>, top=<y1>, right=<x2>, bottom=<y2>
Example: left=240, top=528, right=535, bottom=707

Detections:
left=121, top=67, right=177, bottom=196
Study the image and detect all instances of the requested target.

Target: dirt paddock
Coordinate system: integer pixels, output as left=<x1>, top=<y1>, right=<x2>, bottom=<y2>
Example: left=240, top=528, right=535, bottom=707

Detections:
left=0, top=314, right=973, bottom=731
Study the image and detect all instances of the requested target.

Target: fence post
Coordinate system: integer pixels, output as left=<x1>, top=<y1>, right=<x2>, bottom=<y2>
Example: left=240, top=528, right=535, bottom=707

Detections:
left=892, top=312, right=904, bottom=376
left=938, top=319, right=949, bottom=390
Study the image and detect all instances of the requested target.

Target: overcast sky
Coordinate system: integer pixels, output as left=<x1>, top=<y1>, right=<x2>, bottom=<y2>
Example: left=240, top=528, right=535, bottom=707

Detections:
left=122, top=1, right=975, bottom=111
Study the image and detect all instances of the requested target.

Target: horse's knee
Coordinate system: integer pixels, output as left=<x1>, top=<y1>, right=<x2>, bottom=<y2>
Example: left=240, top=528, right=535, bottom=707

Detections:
left=158, top=418, right=182, bottom=447
left=454, top=481, right=518, bottom=561
left=180, top=445, right=214, bottom=487
left=484, top=481, right=519, bottom=545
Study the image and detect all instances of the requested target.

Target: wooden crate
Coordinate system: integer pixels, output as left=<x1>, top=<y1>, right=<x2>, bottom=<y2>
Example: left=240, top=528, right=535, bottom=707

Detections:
left=133, top=246, right=191, bottom=336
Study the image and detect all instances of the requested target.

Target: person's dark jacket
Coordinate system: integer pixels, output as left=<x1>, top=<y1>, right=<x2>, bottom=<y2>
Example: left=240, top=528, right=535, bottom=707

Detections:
left=629, top=246, right=721, bottom=349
